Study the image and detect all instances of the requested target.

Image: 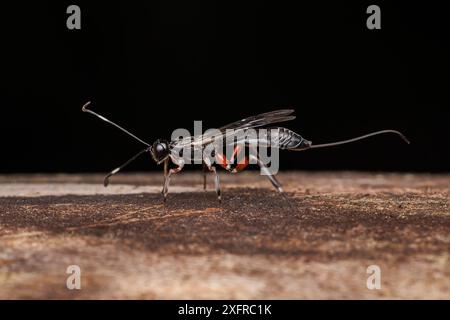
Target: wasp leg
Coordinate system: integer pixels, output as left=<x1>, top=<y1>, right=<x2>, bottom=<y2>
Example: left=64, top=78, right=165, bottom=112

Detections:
left=162, top=159, right=169, bottom=195
left=202, top=162, right=208, bottom=191
left=203, top=157, right=221, bottom=201
left=249, top=154, right=284, bottom=193
left=162, top=159, right=184, bottom=202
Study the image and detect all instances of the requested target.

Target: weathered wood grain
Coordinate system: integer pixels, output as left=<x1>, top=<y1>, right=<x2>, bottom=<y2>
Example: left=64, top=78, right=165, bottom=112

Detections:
left=0, top=172, right=449, bottom=299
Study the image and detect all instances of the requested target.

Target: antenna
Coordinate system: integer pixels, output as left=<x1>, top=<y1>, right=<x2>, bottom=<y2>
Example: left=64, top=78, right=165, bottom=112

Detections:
left=82, top=101, right=150, bottom=147
left=103, top=147, right=151, bottom=187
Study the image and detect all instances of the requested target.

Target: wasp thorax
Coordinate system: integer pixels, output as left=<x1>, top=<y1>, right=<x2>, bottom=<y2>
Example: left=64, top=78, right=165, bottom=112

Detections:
left=151, top=140, right=170, bottom=163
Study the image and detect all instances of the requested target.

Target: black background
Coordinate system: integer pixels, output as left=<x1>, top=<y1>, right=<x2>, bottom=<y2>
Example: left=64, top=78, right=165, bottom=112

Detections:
left=2, top=1, right=449, bottom=173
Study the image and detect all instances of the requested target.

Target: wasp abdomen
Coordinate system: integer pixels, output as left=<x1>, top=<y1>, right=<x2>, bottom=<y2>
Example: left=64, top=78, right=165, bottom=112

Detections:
left=272, top=127, right=311, bottom=150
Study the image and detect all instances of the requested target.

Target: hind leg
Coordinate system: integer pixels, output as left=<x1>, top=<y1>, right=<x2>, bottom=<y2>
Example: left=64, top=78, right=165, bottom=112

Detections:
left=249, top=154, right=283, bottom=193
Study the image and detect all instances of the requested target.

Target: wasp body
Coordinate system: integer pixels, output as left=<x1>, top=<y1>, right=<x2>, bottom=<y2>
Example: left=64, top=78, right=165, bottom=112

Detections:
left=82, top=102, right=409, bottom=201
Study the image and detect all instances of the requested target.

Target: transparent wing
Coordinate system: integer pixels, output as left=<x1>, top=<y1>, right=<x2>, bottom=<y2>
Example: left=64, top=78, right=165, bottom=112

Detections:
left=171, top=109, right=296, bottom=148
left=218, top=109, right=295, bottom=131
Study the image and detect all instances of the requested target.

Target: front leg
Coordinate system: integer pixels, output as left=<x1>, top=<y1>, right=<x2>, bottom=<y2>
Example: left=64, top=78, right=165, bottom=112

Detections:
left=162, top=158, right=184, bottom=202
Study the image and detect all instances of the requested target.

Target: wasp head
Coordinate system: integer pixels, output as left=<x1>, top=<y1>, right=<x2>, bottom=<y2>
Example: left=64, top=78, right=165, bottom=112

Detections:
left=150, top=139, right=170, bottom=164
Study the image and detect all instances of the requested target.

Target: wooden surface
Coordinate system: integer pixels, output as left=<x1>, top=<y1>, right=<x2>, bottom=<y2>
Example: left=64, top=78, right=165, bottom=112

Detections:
left=0, top=172, right=449, bottom=299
